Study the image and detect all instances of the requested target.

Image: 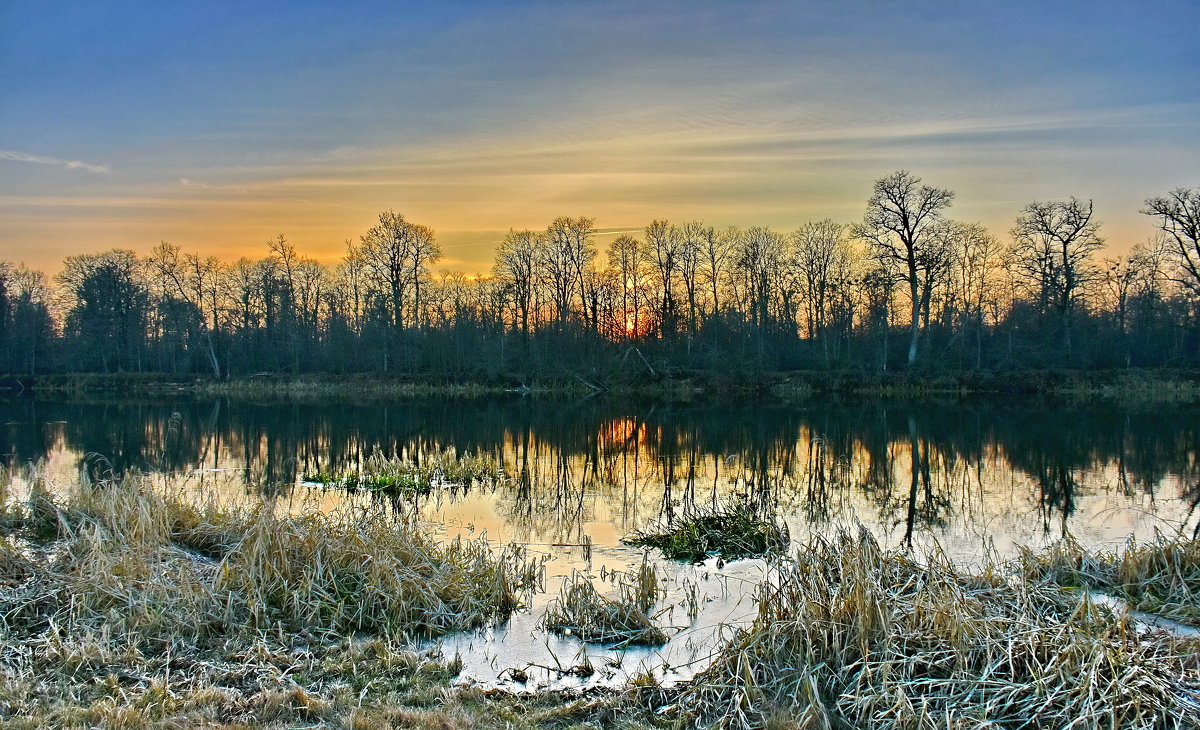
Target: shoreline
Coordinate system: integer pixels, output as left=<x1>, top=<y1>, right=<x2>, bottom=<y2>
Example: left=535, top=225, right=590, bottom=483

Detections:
left=7, top=367, right=1200, bottom=402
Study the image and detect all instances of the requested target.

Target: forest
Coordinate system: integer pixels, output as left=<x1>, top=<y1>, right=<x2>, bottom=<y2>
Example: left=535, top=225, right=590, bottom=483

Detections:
left=2, top=172, right=1198, bottom=381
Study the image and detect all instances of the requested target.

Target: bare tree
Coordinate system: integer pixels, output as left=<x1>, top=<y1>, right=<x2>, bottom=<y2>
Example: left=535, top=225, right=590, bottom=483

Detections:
left=792, top=219, right=852, bottom=343
left=701, top=226, right=738, bottom=314
left=678, top=220, right=706, bottom=333
left=147, top=241, right=225, bottom=377
left=406, top=222, right=441, bottom=329
left=357, top=211, right=439, bottom=335
left=358, top=211, right=416, bottom=370
left=643, top=219, right=682, bottom=336
left=1142, top=188, right=1200, bottom=296
left=1102, top=238, right=1168, bottom=367
left=1009, top=197, right=1103, bottom=354
left=360, top=211, right=413, bottom=332
left=334, top=239, right=367, bottom=335
left=493, top=229, right=541, bottom=339
left=916, top=220, right=960, bottom=337
left=733, top=226, right=787, bottom=335
left=948, top=222, right=1004, bottom=368
left=606, top=234, right=645, bottom=339
left=853, top=170, right=955, bottom=366
left=544, top=216, right=596, bottom=327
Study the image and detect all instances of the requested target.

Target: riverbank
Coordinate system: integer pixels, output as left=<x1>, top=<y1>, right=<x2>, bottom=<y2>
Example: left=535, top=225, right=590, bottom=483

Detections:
left=2, top=468, right=1198, bottom=728
left=9, top=367, right=1200, bottom=402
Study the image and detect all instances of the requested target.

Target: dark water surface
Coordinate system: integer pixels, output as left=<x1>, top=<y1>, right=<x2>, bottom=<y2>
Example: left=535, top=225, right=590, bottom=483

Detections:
left=4, top=394, right=1197, bottom=549
left=3, top=394, right=1198, bottom=687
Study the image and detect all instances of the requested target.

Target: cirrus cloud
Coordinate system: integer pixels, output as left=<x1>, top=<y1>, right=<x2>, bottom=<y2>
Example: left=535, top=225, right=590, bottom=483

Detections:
left=0, top=149, right=109, bottom=174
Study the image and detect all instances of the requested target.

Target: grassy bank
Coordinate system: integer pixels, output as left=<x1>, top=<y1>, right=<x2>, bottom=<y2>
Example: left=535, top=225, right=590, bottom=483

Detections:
left=0, top=469, right=597, bottom=729
left=2, top=469, right=1199, bottom=727
left=13, top=367, right=1200, bottom=402
left=674, top=530, right=1200, bottom=729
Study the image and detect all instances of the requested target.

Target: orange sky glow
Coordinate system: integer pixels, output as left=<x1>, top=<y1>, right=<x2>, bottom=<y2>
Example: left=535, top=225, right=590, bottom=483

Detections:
left=2, top=1, right=1196, bottom=274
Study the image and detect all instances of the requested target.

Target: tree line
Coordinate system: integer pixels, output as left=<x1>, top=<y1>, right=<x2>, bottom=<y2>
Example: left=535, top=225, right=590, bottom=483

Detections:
left=2, top=171, right=1198, bottom=381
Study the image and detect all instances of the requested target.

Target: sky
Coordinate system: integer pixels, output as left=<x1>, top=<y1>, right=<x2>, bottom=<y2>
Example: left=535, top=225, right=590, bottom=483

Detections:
left=1, top=0, right=1198, bottom=273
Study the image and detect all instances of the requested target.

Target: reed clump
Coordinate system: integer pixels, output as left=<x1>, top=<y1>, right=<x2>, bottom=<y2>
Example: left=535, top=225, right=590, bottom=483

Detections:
left=303, top=449, right=508, bottom=497
left=1019, top=531, right=1200, bottom=625
left=623, top=502, right=788, bottom=562
left=0, top=467, right=565, bottom=728
left=9, top=471, right=539, bottom=639
left=542, top=560, right=667, bottom=646
left=673, top=528, right=1200, bottom=729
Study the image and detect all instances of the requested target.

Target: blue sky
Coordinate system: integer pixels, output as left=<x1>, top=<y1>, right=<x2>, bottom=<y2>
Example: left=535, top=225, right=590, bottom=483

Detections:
left=2, top=0, right=1197, bottom=270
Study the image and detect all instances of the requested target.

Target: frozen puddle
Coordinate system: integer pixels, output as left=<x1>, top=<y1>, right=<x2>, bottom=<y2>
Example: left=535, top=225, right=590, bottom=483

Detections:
left=425, top=553, right=766, bottom=692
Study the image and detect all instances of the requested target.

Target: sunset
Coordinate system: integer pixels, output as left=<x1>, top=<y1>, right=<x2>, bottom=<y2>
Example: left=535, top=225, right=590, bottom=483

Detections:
left=3, top=2, right=1200, bottom=728
left=3, top=1, right=1198, bottom=270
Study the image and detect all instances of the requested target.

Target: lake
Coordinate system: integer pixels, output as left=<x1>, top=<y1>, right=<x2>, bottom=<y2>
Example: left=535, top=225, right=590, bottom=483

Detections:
left=2, top=394, right=1197, bottom=688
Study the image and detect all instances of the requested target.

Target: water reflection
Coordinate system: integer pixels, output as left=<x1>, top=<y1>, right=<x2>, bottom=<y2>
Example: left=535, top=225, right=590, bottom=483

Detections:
left=6, top=393, right=1196, bottom=689
left=2, top=395, right=1198, bottom=553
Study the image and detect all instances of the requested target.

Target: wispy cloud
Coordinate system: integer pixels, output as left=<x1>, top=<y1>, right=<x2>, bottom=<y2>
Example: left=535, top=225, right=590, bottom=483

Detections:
left=0, top=149, right=109, bottom=174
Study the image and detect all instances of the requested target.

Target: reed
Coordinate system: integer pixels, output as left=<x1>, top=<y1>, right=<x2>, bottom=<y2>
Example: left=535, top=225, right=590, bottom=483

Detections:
left=0, top=467, right=567, bottom=729
left=541, top=559, right=667, bottom=646
left=302, top=449, right=509, bottom=497
left=3, top=467, right=1198, bottom=728
left=1019, top=531, right=1200, bottom=625
left=623, top=502, right=788, bottom=562
left=673, top=528, right=1199, bottom=729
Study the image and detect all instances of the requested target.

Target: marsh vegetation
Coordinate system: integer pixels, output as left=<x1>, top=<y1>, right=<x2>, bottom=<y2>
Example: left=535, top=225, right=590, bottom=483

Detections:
left=301, top=450, right=509, bottom=497
left=674, top=529, right=1200, bottom=729
left=2, top=469, right=1199, bottom=727
left=2, top=393, right=1200, bottom=726
left=541, top=560, right=667, bottom=647
left=622, top=502, right=787, bottom=562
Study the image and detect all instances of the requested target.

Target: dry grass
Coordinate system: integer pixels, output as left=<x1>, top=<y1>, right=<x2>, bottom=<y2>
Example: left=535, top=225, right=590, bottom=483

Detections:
left=3, top=467, right=1199, bottom=728
left=0, top=467, right=589, bottom=729
left=1019, top=531, right=1200, bottom=626
left=673, top=528, right=1200, bottom=729
left=541, top=559, right=668, bottom=647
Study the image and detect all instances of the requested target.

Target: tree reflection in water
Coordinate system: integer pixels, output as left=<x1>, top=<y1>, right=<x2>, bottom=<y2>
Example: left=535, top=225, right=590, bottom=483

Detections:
left=1, top=395, right=1197, bottom=552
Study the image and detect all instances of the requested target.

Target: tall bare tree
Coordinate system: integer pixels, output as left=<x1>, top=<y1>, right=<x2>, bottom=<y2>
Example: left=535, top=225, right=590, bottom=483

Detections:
left=1009, top=197, right=1103, bottom=354
left=644, top=219, right=682, bottom=336
left=677, top=220, right=706, bottom=333
left=1142, top=188, right=1200, bottom=296
left=147, top=241, right=224, bottom=377
left=853, top=170, right=955, bottom=366
left=792, top=219, right=853, bottom=343
left=701, top=226, right=738, bottom=314
left=544, top=216, right=596, bottom=328
left=947, top=222, right=1004, bottom=368
left=493, top=229, right=541, bottom=339
left=606, top=234, right=645, bottom=339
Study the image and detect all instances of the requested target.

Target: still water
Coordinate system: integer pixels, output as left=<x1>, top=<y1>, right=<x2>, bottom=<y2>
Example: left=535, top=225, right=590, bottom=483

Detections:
left=3, top=395, right=1198, bottom=687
